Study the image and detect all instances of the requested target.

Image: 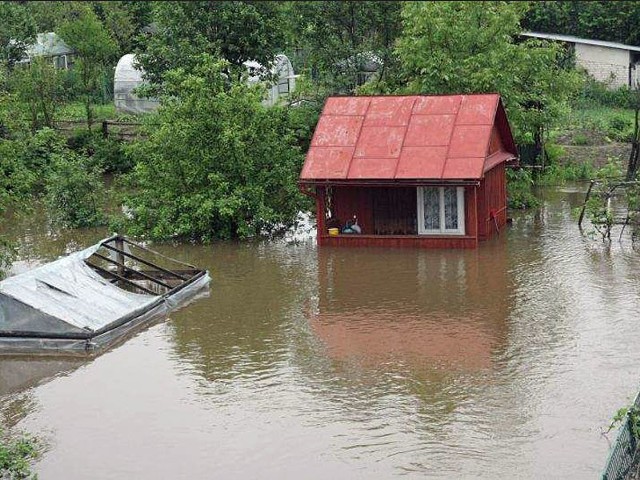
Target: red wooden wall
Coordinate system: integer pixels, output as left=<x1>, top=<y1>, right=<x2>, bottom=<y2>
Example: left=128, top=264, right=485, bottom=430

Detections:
left=476, top=163, right=507, bottom=240
left=315, top=184, right=482, bottom=249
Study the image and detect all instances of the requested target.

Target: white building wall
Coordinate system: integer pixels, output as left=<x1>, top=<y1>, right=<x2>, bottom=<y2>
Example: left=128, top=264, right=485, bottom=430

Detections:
left=574, top=43, right=631, bottom=88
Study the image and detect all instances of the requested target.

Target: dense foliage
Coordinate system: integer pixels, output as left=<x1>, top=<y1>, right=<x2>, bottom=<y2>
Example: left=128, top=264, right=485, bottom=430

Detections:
left=136, top=1, right=287, bottom=89
left=119, top=56, right=307, bottom=240
left=0, top=429, right=40, bottom=479
left=285, top=1, right=402, bottom=95
left=524, top=1, right=640, bottom=47
left=0, top=1, right=36, bottom=69
left=395, top=1, right=581, bottom=146
left=58, top=5, right=116, bottom=129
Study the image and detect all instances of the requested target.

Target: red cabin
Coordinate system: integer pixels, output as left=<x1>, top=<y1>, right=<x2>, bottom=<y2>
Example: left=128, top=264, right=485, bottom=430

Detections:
left=299, top=94, right=518, bottom=249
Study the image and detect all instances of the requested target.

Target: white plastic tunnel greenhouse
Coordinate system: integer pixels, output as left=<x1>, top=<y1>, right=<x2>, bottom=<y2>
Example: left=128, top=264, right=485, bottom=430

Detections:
left=114, top=54, right=160, bottom=115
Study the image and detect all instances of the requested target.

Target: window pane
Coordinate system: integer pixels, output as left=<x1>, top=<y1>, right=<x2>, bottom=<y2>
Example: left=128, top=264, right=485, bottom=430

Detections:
left=444, top=187, right=458, bottom=230
left=423, top=187, right=440, bottom=230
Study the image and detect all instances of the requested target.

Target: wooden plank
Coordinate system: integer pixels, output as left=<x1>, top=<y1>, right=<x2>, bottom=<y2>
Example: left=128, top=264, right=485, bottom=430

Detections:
left=90, top=252, right=173, bottom=289
left=319, top=234, right=477, bottom=249
left=86, top=262, right=157, bottom=294
left=101, top=243, right=190, bottom=281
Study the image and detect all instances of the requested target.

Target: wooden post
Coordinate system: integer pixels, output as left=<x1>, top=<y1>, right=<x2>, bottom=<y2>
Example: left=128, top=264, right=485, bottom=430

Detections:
left=115, top=237, right=125, bottom=277
left=102, top=120, right=108, bottom=139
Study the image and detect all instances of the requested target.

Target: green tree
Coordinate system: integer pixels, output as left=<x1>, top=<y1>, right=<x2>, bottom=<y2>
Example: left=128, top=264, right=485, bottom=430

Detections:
left=92, top=1, right=155, bottom=56
left=119, top=55, right=306, bottom=241
left=523, top=1, right=640, bottom=47
left=9, top=57, right=64, bottom=132
left=58, top=5, right=116, bottom=130
left=396, top=1, right=581, bottom=151
left=137, top=1, right=287, bottom=91
left=286, top=1, right=403, bottom=95
left=0, top=2, right=36, bottom=71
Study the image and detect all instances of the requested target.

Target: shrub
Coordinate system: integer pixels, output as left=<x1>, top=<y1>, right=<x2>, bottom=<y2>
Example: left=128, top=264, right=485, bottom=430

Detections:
left=44, top=151, right=106, bottom=228
left=573, top=133, right=589, bottom=146
left=66, top=129, right=132, bottom=173
left=0, top=429, right=40, bottom=479
left=606, top=114, right=634, bottom=142
left=507, top=168, right=539, bottom=209
left=118, top=56, right=308, bottom=241
left=574, top=75, right=634, bottom=109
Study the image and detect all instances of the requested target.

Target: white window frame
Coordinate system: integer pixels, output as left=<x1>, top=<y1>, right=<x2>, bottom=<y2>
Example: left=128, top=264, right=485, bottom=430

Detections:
left=416, top=186, right=465, bottom=235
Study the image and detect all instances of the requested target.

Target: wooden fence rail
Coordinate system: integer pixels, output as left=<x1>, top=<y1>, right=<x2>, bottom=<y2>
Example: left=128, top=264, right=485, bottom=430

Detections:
left=55, top=120, right=155, bottom=141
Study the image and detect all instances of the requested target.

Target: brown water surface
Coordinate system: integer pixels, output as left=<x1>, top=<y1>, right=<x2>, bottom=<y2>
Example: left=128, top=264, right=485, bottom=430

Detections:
left=1, top=188, right=640, bottom=479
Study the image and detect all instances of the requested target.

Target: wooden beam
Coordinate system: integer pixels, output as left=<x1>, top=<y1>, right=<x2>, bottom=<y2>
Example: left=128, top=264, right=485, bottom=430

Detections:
left=86, top=262, right=157, bottom=295
left=101, top=243, right=189, bottom=281
left=90, top=252, right=173, bottom=290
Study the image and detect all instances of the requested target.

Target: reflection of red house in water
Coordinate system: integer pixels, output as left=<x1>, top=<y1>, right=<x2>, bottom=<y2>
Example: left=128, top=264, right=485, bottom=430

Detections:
left=310, top=247, right=511, bottom=372
left=299, top=94, right=518, bottom=249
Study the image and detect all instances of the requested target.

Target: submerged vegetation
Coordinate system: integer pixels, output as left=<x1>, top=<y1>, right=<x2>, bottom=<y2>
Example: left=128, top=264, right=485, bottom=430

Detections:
left=0, top=429, right=40, bottom=479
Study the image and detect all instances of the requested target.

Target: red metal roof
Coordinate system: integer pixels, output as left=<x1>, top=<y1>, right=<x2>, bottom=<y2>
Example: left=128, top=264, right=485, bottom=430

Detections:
left=300, top=94, right=517, bottom=182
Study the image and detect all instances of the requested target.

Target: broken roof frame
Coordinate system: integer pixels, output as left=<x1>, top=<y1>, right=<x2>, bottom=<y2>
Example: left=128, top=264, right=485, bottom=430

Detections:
left=0, top=235, right=210, bottom=355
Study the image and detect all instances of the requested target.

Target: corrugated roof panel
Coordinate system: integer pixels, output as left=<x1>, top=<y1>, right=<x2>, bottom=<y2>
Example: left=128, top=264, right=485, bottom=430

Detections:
left=456, top=94, right=498, bottom=125
left=404, top=115, right=455, bottom=147
left=300, top=147, right=354, bottom=179
left=447, top=125, right=492, bottom=158
left=442, top=157, right=485, bottom=179
left=354, top=126, right=405, bottom=158
left=323, top=97, right=371, bottom=116
left=363, top=97, right=415, bottom=127
left=348, top=157, right=399, bottom=179
left=413, top=95, right=462, bottom=115
left=311, top=115, right=363, bottom=147
left=396, top=147, right=448, bottom=179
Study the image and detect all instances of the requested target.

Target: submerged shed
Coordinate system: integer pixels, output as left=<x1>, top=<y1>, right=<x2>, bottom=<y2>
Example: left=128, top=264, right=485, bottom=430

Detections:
left=299, top=94, right=518, bottom=249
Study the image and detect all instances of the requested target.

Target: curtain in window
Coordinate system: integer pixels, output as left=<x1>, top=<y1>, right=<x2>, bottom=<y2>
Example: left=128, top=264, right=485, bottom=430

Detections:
left=423, top=187, right=440, bottom=230
left=443, top=187, right=458, bottom=230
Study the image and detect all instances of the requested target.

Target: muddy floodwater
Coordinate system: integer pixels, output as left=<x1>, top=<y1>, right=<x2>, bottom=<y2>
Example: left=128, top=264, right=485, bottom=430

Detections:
left=2, top=187, right=640, bottom=479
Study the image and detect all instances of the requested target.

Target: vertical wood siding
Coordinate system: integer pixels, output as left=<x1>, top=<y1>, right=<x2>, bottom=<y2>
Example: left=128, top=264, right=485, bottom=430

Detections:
left=477, top=163, right=507, bottom=239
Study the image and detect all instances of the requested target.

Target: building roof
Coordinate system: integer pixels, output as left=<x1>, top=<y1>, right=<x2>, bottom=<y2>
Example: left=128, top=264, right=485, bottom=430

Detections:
left=24, top=32, right=74, bottom=59
left=521, top=31, right=640, bottom=53
left=300, top=94, right=517, bottom=183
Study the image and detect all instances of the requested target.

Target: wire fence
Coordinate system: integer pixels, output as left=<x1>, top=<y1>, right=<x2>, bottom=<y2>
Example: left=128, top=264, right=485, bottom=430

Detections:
left=603, top=392, right=640, bottom=480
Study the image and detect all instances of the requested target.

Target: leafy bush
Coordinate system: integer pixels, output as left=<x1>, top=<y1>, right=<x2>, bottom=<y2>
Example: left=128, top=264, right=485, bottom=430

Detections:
left=0, top=139, right=35, bottom=204
left=606, top=114, right=634, bottom=142
left=118, top=56, right=308, bottom=241
left=93, top=137, right=131, bottom=173
left=539, top=162, right=596, bottom=185
left=0, top=429, right=40, bottom=479
left=66, top=128, right=131, bottom=173
left=574, top=76, right=634, bottom=109
left=544, top=143, right=566, bottom=164
left=507, top=168, right=539, bottom=209
left=572, top=133, right=589, bottom=146
left=44, top=151, right=106, bottom=228
left=66, top=128, right=100, bottom=153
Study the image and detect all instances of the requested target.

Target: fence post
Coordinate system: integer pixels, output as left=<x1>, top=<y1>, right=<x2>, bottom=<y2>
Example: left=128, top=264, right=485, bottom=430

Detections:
left=102, top=120, right=108, bottom=139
